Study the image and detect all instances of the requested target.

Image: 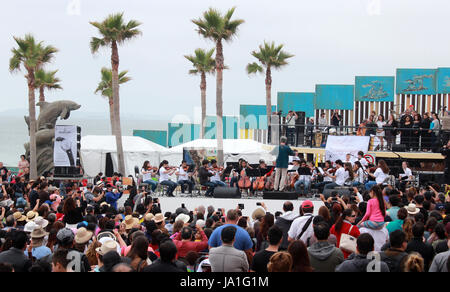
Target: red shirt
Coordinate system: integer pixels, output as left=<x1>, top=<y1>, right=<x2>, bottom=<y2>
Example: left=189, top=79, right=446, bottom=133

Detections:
left=330, top=221, right=360, bottom=259
left=173, top=230, right=209, bottom=258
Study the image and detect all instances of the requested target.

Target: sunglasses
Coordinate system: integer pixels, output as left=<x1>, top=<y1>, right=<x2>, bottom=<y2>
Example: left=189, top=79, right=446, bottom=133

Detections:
left=349, top=214, right=356, bottom=218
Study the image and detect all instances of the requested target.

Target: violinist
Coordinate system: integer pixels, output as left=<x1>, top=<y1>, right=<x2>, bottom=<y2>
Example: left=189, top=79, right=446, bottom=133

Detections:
left=364, top=159, right=390, bottom=190
left=355, top=151, right=368, bottom=170
left=353, top=161, right=365, bottom=187
left=176, top=160, right=194, bottom=194
left=198, top=159, right=215, bottom=197
left=142, top=160, right=158, bottom=192
left=294, top=160, right=312, bottom=194
left=158, top=160, right=178, bottom=197
left=324, top=160, right=347, bottom=190
left=209, top=159, right=227, bottom=187
left=312, top=160, right=334, bottom=193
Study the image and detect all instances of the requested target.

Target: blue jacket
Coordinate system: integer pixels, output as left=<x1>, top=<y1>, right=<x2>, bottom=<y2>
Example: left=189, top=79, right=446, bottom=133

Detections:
left=105, top=192, right=122, bottom=209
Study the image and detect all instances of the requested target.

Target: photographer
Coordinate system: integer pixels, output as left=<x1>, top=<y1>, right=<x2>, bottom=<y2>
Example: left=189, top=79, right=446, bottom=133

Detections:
left=105, top=184, right=123, bottom=210
left=441, top=140, right=450, bottom=182
left=285, top=110, right=298, bottom=145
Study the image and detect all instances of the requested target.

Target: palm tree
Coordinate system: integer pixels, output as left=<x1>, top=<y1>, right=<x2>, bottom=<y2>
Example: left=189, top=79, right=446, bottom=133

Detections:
left=90, top=13, right=142, bottom=175
left=95, top=68, right=131, bottom=135
left=34, top=69, right=62, bottom=102
left=184, top=48, right=216, bottom=139
left=192, top=7, right=244, bottom=166
left=9, top=34, right=57, bottom=179
left=247, top=41, right=294, bottom=127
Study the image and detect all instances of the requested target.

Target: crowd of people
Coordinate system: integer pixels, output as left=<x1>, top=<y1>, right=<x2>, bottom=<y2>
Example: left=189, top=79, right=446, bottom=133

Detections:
left=0, top=148, right=449, bottom=272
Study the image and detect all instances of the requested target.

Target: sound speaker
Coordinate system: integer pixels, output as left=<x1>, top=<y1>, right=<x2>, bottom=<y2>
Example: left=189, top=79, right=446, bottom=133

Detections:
left=213, top=187, right=241, bottom=199
left=323, top=187, right=351, bottom=199
left=392, top=144, right=407, bottom=152
left=263, top=191, right=298, bottom=200
left=295, top=111, right=306, bottom=146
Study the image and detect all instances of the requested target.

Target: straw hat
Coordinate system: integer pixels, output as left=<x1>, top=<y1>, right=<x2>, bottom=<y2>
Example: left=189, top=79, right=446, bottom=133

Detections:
left=24, top=221, right=38, bottom=233
left=31, top=227, right=48, bottom=239
left=252, top=208, right=266, bottom=221
left=74, top=227, right=93, bottom=244
left=13, top=212, right=26, bottom=222
left=124, top=215, right=140, bottom=230
left=26, top=211, right=38, bottom=222
left=175, top=213, right=190, bottom=224
left=95, top=240, right=119, bottom=256
left=406, top=203, right=420, bottom=215
left=100, top=202, right=110, bottom=208
left=96, top=231, right=116, bottom=242
left=144, top=213, right=155, bottom=222
left=34, top=216, right=49, bottom=229
left=196, top=219, right=205, bottom=229
left=154, top=213, right=166, bottom=224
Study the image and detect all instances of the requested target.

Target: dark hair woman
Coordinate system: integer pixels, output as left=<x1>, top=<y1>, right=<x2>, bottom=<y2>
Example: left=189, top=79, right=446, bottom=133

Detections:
left=62, top=197, right=83, bottom=226
left=330, top=208, right=361, bottom=258
left=256, top=213, right=274, bottom=251
left=127, top=236, right=149, bottom=272
left=287, top=240, right=313, bottom=272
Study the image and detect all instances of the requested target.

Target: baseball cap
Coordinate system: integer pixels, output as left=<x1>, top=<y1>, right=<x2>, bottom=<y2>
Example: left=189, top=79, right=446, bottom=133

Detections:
left=301, top=200, right=314, bottom=209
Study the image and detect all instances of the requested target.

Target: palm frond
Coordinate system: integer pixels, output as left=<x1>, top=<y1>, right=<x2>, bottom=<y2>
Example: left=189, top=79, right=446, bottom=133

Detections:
left=246, top=62, right=263, bottom=75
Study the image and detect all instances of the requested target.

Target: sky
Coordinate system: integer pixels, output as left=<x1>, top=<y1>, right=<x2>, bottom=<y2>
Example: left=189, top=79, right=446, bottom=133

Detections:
left=1, top=0, right=449, bottom=122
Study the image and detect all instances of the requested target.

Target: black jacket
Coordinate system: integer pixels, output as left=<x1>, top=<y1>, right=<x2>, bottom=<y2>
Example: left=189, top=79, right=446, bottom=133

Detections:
left=198, top=167, right=213, bottom=185
left=142, top=259, right=186, bottom=272
left=406, top=237, right=435, bottom=270
left=380, top=248, right=408, bottom=272
left=0, top=248, right=32, bottom=272
left=275, top=214, right=297, bottom=250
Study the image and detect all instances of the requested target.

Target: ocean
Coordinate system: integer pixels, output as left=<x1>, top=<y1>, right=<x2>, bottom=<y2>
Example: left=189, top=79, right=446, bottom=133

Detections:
left=0, top=115, right=168, bottom=167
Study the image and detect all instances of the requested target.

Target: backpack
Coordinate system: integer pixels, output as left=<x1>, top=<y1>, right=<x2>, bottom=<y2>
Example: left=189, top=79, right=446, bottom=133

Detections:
left=380, top=251, right=407, bottom=272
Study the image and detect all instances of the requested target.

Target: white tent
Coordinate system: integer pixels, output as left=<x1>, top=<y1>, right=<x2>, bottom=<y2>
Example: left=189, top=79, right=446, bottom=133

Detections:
left=161, top=139, right=275, bottom=166
left=80, top=135, right=168, bottom=177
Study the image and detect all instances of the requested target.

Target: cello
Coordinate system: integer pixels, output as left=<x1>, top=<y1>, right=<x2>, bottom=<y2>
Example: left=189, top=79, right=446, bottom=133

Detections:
left=238, top=168, right=251, bottom=189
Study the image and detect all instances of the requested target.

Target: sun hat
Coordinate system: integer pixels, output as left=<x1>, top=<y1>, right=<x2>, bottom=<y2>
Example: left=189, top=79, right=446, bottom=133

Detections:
left=154, top=213, right=166, bottom=224
left=13, top=211, right=26, bottom=222
left=196, top=219, right=205, bottom=228
left=74, top=227, right=94, bottom=244
left=406, top=203, right=420, bottom=215
left=251, top=208, right=266, bottom=221
left=97, top=231, right=116, bottom=242
left=34, top=216, right=49, bottom=229
left=175, top=213, right=190, bottom=224
left=48, top=186, right=59, bottom=192
left=100, top=202, right=110, bottom=208
left=31, top=227, right=48, bottom=239
left=124, top=215, right=140, bottom=230
left=144, top=213, right=155, bottom=222
left=96, top=239, right=119, bottom=256
left=26, top=211, right=38, bottom=222
left=24, top=221, right=39, bottom=233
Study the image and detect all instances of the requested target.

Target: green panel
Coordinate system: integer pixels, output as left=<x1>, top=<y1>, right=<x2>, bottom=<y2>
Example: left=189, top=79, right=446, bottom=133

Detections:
left=314, top=85, right=354, bottom=110
left=277, top=92, right=315, bottom=118
left=133, top=130, right=167, bottom=147
left=239, top=105, right=277, bottom=130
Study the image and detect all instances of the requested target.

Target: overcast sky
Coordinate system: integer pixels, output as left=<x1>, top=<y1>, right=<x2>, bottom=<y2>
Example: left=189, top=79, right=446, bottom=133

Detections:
left=1, top=0, right=449, bottom=120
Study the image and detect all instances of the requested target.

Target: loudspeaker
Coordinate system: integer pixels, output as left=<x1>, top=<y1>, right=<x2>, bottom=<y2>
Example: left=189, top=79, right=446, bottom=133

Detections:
left=295, top=111, right=306, bottom=146
left=263, top=191, right=298, bottom=200
left=323, top=188, right=351, bottom=199
left=392, top=144, right=407, bottom=152
left=213, top=187, right=241, bottom=199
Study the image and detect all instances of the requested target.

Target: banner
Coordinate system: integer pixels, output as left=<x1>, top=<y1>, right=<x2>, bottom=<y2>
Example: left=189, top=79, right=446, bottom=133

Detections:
left=54, top=125, right=77, bottom=167
left=183, top=147, right=217, bottom=168
left=325, top=136, right=370, bottom=163
left=355, top=76, right=395, bottom=102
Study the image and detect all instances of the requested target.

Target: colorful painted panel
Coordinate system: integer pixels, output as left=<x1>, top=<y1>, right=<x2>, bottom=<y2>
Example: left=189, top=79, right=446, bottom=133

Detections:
left=204, top=116, right=239, bottom=139
left=314, top=85, right=354, bottom=110
left=436, top=67, right=450, bottom=94
left=167, top=123, right=200, bottom=147
left=396, top=69, right=436, bottom=95
left=277, top=92, right=315, bottom=118
left=133, top=130, right=167, bottom=147
left=239, top=105, right=277, bottom=130
left=355, top=76, right=394, bottom=102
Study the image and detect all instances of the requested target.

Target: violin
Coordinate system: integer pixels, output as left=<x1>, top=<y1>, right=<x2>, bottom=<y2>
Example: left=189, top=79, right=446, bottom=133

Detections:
left=289, top=173, right=299, bottom=189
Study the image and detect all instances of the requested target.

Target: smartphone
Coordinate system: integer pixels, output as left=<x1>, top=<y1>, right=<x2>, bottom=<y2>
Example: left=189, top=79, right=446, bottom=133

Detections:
left=256, top=202, right=261, bottom=206
left=221, top=217, right=226, bottom=223
left=238, top=203, right=244, bottom=210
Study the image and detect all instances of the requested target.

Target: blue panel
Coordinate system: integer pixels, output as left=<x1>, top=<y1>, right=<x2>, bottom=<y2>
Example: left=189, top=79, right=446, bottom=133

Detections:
left=355, top=76, right=395, bottom=102
left=204, top=116, right=238, bottom=139
left=168, top=123, right=199, bottom=147
left=133, top=130, right=167, bottom=147
left=239, top=105, right=277, bottom=129
left=436, top=68, right=450, bottom=94
left=277, top=92, right=315, bottom=118
left=396, top=69, right=436, bottom=95
left=314, top=85, right=354, bottom=110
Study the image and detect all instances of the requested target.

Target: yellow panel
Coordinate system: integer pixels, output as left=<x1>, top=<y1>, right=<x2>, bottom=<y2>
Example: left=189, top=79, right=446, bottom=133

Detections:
left=427, top=95, right=431, bottom=113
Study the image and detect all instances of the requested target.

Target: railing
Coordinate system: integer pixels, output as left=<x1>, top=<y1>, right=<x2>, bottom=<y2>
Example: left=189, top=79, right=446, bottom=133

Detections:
left=268, top=123, right=448, bottom=152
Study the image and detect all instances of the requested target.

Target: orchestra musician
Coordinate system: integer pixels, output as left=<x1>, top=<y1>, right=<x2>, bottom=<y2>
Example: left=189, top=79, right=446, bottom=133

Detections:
left=209, top=159, right=227, bottom=187
left=353, top=161, right=365, bottom=187
left=230, top=159, right=252, bottom=188
left=141, top=160, right=158, bottom=192
left=158, top=160, right=178, bottom=197
left=176, top=160, right=194, bottom=194
left=198, top=159, right=216, bottom=197
left=364, top=159, right=390, bottom=190
left=294, top=160, right=312, bottom=194
left=355, top=151, right=369, bottom=170
left=324, top=160, right=347, bottom=190
left=396, top=161, right=413, bottom=192
left=312, top=160, right=334, bottom=193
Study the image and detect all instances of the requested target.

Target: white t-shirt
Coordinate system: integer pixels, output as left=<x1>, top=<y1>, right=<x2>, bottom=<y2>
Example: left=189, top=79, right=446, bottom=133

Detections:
left=323, top=169, right=333, bottom=182
left=355, top=168, right=365, bottom=184
left=335, top=167, right=346, bottom=186
left=374, top=168, right=389, bottom=184
left=286, top=115, right=297, bottom=128
left=287, top=214, right=314, bottom=243
left=210, top=169, right=222, bottom=182
left=400, top=168, right=412, bottom=179
left=159, top=167, right=170, bottom=182
left=142, top=168, right=153, bottom=182
left=177, top=167, right=189, bottom=181
left=357, top=157, right=368, bottom=169
left=376, top=121, right=386, bottom=136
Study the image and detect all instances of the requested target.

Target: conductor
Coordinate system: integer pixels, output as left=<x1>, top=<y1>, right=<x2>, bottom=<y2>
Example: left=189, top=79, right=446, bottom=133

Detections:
left=270, top=136, right=294, bottom=191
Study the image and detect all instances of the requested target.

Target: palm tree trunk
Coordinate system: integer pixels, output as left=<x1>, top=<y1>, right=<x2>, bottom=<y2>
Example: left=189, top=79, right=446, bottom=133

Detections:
left=200, top=72, right=207, bottom=139
left=215, top=40, right=224, bottom=166
left=27, top=70, right=38, bottom=179
left=39, top=86, right=45, bottom=103
left=109, top=98, right=115, bottom=135
left=265, top=66, right=272, bottom=133
left=111, top=41, right=126, bottom=175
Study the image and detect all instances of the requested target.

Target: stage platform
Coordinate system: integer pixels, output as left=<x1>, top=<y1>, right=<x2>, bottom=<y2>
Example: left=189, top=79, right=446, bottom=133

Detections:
left=118, top=195, right=325, bottom=217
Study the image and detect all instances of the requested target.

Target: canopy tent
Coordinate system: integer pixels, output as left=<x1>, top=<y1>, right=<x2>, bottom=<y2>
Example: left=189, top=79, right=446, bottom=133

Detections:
left=161, top=139, right=275, bottom=166
left=80, top=135, right=168, bottom=177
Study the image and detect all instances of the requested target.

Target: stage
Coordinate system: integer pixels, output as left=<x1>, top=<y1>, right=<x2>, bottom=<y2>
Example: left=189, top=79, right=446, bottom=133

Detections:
left=118, top=195, right=325, bottom=217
